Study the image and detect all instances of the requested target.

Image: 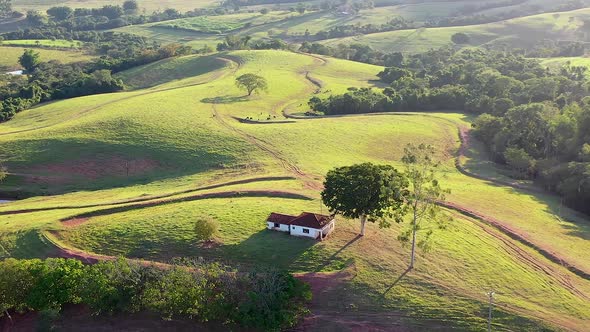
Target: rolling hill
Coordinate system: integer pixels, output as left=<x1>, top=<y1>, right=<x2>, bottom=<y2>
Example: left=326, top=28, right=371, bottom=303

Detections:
left=0, top=50, right=589, bottom=331
left=320, top=7, right=590, bottom=53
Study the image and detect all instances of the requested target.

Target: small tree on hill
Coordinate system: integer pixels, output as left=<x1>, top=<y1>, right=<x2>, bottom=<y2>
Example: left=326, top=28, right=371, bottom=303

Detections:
left=397, top=143, right=451, bottom=270
left=18, top=49, right=40, bottom=73
left=235, top=73, right=268, bottom=96
left=195, top=217, right=218, bottom=242
left=321, top=163, right=408, bottom=236
left=122, top=0, right=138, bottom=14
left=451, top=32, right=470, bottom=44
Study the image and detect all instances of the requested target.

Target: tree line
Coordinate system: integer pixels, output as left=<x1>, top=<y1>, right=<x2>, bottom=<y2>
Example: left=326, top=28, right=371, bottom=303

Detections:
left=0, top=257, right=311, bottom=330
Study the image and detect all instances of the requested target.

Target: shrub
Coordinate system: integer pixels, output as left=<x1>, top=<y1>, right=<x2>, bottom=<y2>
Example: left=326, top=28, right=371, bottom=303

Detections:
left=194, top=217, right=218, bottom=242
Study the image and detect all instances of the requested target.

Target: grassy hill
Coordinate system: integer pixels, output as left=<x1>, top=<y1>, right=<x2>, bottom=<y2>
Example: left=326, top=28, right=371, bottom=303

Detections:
left=1, top=50, right=589, bottom=330
left=0, top=46, right=92, bottom=71
left=320, top=7, right=590, bottom=53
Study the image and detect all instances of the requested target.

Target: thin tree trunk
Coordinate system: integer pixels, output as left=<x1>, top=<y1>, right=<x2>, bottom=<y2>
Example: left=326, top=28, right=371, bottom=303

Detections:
left=409, top=208, right=417, bottom=269
left=360, top=214, right=367, bottom=236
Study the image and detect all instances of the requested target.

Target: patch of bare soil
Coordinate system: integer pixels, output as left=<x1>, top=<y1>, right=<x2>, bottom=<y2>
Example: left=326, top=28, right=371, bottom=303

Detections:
left=61, top=217, right=89, bottom=228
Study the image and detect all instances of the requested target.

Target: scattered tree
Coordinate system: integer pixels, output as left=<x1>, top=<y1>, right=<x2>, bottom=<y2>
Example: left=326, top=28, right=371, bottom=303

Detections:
left=451, top=32, right=470, bottom=44
left=397, top=144, right=450, bottom=269
left=46, top=6, right=73, bottom=20
left=194, top=216, right=218, bottom=242
left=235, top=73, right=268, bottom=96
left=122, top=0, right=138, bottom=14
left=18, top=49, right=41, bottom=72
left=321, top=163, right=408, bottom=236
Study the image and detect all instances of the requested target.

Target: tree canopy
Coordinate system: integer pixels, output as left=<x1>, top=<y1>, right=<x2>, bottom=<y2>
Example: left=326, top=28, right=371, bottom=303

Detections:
left=321, top=163, right=408, bottom=236
left=235, top=73, right=268, bottom=96
left=18, top=49, right=41, bottom=72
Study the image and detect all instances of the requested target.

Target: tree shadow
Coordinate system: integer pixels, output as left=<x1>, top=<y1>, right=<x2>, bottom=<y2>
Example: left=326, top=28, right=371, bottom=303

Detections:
left=313, top=234, right=362, bottom=272
left=201, top=95, right=249, bottom=104
left=382, top=267, right=411, bottom=296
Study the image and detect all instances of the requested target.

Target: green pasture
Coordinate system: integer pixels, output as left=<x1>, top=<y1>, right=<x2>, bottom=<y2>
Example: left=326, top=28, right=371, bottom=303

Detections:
left=0, top=49, right=589, bottom=330
left=0, top=39, right=83, bottom=48
left=0, top=46, right=92, bottom=70
left=321, top=7, right=590, bottom=53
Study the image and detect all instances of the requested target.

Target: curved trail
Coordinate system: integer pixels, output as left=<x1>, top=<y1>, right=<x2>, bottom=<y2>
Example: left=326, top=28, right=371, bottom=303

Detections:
left=0, top=56, right=238, bottom=137
left=41, top=189, right=313, bottom=263
left=209, top=53, right=328, bottom=190
left=0, top=176, right=294, bottom=215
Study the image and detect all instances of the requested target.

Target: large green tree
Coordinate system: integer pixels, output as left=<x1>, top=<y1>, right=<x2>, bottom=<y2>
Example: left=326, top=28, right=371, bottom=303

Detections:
left=398, top=143, right=450, bottom=269
left=235, top=73, right=268, bottom=96
left=18, top=49, right=41, bottom=72
left=321, top=163, right=408, bottom=236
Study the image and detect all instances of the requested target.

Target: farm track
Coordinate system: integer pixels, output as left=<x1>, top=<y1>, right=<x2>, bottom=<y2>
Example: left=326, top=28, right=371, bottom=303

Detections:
left=0, top=56, right=239, bottom=137
left=0, top=176, right=295, bottom=215
left=209, top=53, right=328, bottom=190
left=39, top=189, right=313, bottom=263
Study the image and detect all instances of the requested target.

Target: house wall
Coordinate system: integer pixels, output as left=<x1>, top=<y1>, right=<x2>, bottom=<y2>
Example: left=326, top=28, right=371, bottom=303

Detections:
left=321, top=220, right=335, bottom=236
left=267, top=221, right=290, bottom=232
left=290, top=225, right=320, bottom=239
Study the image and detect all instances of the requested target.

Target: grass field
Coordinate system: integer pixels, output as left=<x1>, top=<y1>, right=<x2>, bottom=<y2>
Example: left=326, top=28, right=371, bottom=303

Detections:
left=0, top=39, right=83, bottom=48
left=321, top=7, right=590, bottom=53
left=1, top=50, right=589, bottom=330
left=0, top=46, right=92, bottom=71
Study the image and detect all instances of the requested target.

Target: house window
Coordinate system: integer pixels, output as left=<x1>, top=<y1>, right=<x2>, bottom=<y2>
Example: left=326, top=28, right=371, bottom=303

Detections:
left=274, top=223, right=280, bottom=228
left=303, top=228, right=310, bottom=234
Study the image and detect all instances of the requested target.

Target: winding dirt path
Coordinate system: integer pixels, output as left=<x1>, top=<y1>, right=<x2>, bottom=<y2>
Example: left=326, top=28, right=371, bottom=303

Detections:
left=0, top=176, right=295, bottom=215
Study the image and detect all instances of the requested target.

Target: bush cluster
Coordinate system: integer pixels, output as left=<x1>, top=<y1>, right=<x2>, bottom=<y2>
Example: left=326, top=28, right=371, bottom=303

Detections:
left=0, top=258, right=311, bottom=330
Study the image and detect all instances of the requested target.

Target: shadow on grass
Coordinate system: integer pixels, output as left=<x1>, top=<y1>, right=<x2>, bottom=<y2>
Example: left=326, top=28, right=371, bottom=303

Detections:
left=382, top=267, right=412, bottom=296
left=313, top=234, right=361, bottom=272
left=201, top=95, right=249, bottom=104
left=223, top=229, right=316, bottom=270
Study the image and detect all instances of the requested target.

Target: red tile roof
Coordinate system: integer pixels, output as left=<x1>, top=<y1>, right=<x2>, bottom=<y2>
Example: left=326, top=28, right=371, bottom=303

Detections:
left=267, top=212, right=333, bottom=229
left=267, top=212, right=297, bottom=224
left=289, top=212, right=332, bottom=229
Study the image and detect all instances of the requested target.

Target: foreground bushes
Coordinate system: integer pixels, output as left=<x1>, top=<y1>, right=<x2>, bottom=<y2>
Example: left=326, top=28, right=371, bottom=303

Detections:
left=0, top=258, right=311, bottom=330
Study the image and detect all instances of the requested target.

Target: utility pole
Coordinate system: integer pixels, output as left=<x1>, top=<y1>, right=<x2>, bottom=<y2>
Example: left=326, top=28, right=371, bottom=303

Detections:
left=487, top=290, right=495, bottom=332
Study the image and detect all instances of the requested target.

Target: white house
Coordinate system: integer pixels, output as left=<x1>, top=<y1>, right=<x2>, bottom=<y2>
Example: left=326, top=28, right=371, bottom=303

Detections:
left=266, top=212, right=335, bottom=240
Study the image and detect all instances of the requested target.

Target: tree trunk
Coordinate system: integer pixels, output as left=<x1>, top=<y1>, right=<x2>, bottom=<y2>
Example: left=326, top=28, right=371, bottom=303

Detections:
left=409, top=209, right=417, bottom=269
left=360, top=214, right=367, bottom=236
left=248, top=89, right=253, bottom=96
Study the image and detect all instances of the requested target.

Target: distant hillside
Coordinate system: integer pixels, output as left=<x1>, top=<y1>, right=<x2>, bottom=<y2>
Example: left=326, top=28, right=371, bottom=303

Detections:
left=320, top=7, right=590, bottom=53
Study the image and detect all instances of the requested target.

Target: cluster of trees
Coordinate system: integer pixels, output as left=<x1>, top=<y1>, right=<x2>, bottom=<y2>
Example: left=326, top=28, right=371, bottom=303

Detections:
left=0, top=51, right=124, bottom=121
left=310, top=47, right=589, bottom=115
left=299, top=42, right=406, bottom=67
left=308, top=87, right=392, bottom=115
left=20, top=0, right=235, bottom=32
left=472, top=101, right=590, bottom=213
left=0, top=258, right=311, bottom=330
left=216, top=34, right=287, bottom=51
left=313, top=17, right=413, bottom=40
left=376, top=48, right=589, bottom=113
